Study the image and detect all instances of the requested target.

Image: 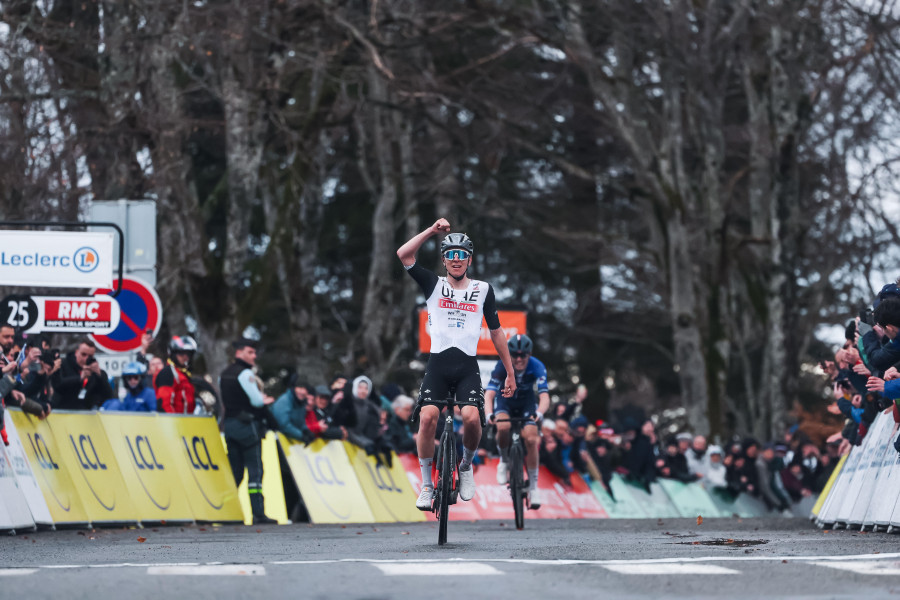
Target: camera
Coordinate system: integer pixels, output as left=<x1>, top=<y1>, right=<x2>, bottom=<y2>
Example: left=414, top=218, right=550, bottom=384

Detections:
left=860, top=307, right=875, bottom=326
left=86, top=356, right=97, bottom=366
left=41, top=348, right=60, bottom=365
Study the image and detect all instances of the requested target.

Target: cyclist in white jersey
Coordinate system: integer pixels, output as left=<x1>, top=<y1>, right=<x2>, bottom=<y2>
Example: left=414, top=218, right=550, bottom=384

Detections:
left=397, top=218, right=516, bottom=510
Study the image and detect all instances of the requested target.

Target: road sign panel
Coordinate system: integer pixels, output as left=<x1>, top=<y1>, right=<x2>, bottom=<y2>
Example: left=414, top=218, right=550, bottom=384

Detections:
left=0, top=295, right=120, bottom=334
left=0, top=295, right=39, bottom=331
left=90, top=276, right=163, bottom=353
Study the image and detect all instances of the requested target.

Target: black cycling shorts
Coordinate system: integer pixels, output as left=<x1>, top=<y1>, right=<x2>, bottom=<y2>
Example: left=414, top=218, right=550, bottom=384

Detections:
left=417, top=348, right=484, bottom=409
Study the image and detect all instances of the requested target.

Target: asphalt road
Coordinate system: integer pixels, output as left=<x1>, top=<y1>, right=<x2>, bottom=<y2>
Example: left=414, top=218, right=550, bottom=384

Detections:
left=3, top=517, right=900, bottom=599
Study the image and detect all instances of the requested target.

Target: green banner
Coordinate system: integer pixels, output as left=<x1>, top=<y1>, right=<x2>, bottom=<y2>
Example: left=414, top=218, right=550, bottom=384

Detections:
left=657, top=479, right=728, bottom=518
left=590, top=480, right=648, bottom=519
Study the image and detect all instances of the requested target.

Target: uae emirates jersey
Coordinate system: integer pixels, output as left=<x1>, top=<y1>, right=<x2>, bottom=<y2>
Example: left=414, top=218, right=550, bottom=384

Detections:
left=405, top=262, right=501, bottom=356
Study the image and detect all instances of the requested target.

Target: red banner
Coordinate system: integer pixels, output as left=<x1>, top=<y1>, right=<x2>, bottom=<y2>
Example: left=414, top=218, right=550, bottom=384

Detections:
left=397, top=454, right=607, bottom=520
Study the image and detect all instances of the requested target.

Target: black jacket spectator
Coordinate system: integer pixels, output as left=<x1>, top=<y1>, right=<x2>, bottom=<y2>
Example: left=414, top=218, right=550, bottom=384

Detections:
left=622, top=431, right=658, bottom=490
left=51, top=343, right=113, bottom=410
left=539, top=433, right=571, bottom=485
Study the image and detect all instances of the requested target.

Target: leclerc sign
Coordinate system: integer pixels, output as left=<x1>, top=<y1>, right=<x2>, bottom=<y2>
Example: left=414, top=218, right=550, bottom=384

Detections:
left=0, top=230, right=114, bottom=288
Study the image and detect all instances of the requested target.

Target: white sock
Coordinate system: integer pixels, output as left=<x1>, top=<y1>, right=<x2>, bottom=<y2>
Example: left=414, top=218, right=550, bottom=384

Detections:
left=527, top=468, right=539, bottom=490
left=459, top=446, right=476, bottom=471
left=419, top=457, right=433, bottom=489
left=498, top=446, right=509, bottom=463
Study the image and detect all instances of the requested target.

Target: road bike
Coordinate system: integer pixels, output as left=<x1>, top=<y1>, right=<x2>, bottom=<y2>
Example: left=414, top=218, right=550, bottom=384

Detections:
left=495, top=416, right=532, bottom=530
left=413, top=393, right=485, bottom=545
left=432, top=397, right=459, bottom=545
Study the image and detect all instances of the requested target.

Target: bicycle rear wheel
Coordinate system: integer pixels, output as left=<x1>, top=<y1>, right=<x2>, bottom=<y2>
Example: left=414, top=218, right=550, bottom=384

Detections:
left=509, top=442, right=525, bottom=530
left=437, top=432, right=453, bottom=545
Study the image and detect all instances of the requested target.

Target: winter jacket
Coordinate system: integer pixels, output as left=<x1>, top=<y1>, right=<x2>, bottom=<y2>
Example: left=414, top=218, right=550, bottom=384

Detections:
left=270, top=390, right=312, bottom=443
left=385, top=413, right=417, bottom=454
left=862, top=330, right=900, bottom=373
left=102, top=385, right=155, bottom=412
left=155, top=361, right=196, bottom=414
left=51, top=352, right=114, bottom=410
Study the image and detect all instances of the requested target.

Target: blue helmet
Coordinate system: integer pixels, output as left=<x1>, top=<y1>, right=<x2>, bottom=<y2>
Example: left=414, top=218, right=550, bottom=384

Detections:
left=507, top=334, right=533, bottom=354
left=122, top=361, right=146, bottom=377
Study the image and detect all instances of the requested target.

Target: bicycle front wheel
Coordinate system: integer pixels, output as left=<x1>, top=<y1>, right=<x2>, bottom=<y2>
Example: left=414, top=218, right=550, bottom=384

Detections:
left=437, top=433, right=453, bottom=545
left=509, top=443, right=525, bottom=530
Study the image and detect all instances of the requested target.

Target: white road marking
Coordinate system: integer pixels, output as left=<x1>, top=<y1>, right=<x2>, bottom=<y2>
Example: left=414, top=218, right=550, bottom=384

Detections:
left=147, top=565, right=266, bottom=576
left=271, top=551, right=900, bottom=566
left=22, top=552, right=900, bottom=573
left=810, top=561, right=900, bottom=575
left=0, top=569, right=37, bottom=576
left=375, top=562, right=502, bottom=576
left=40, top=563, right=200, bottom=569
left=603, top=564, right=739, bottom=575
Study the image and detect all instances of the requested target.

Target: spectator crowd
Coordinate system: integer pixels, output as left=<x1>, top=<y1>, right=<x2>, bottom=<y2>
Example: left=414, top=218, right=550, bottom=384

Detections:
left=1, top=305, right=864, bottom=520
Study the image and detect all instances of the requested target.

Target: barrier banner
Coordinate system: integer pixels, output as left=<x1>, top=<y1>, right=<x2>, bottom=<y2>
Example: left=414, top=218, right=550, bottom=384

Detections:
left=611, top=476, right=680, bottom=518
left=553, top=474, right=608, bottom=519
left=48, top=411, right=138, bottom=522
left=703, top=487, right=746, bottom=518
left=863, top=414, right=900, bottom=527
left=876, top=452, right=900, bottom=527
left=278, top=436, right=375, bottom=524
left=735, top=493, right=776, bottom=517
left=810, top=453, right=845, bottom=519
left=156, top=415, right=244, bottom=522
left=99, top=413, right=194, bottom=523
left=816, top=412, right=885, bottom=527
left=0, top=442, right=35, bottom=530
left=471, top=460, right=575, bottom=520
left=847, top=413, right=891, bottom=525
left=0, top=480, right=13, bottom=530
left=590, top=480, right=648, bottom=519
left=834, top=412, right=887, bottom=524
left=344, top=443, right=425, bottom=523
left=657, top=478, right=727, bottom=519
left=816, top=442, right=861, bottom=526
left=2, top=411, right=53, bottom=525
left=236, top=432, right=288, bottom=525
left=7, top=410, right=89, bottom=524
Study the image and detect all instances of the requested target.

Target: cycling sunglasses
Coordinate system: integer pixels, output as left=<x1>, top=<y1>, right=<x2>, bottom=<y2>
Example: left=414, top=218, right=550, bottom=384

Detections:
left=443, top=249, right=470, bottom=260
left=511, top=352, right=529, bottom=359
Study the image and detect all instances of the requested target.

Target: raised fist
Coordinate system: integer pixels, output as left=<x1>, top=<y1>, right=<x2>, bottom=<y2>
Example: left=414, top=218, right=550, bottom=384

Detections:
left=432, top=218, right=451, bottom=233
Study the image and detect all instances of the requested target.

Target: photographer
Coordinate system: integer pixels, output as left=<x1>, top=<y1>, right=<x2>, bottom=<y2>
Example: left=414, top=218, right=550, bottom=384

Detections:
left=19, top=339, right=61, bottom=416
left=0, top=326, right=52, bottom=419
left=51, top=339, right=114, bottom=410
left=859, top=288, right=900, bottom=374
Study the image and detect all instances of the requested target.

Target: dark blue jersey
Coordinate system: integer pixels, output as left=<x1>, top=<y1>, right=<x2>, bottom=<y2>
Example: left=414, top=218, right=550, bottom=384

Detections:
left=486, top=356, right=548, bottom=404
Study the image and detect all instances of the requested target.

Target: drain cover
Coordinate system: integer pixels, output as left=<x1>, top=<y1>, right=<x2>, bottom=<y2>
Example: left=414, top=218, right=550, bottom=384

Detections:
left=674, top=538, right=768, bottom=547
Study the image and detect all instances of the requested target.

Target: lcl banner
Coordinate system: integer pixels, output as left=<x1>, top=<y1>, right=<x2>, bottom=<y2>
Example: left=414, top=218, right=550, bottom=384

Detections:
left=0, top=230, right=114, bottom=288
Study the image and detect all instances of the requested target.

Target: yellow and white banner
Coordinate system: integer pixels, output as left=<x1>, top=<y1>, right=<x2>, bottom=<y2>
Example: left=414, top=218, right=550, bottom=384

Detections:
left=155, top=414, right=244, bottom=522
left=0, top=442, right=34, bottom=530
left=99, top=413, right=194, bottom=522
left=6, top=410, right=90, bottom=524
left=278, top=436, right=375, bottom=524
left=343, top=443, right=424, bottom=523
left=48, top=411, right=137, bottom=522
left=2, top=411, right=52, bottom=526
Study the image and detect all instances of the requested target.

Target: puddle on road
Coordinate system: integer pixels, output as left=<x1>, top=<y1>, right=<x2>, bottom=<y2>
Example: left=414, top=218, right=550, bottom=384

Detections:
left=672, top=538, right=769, bottom=547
